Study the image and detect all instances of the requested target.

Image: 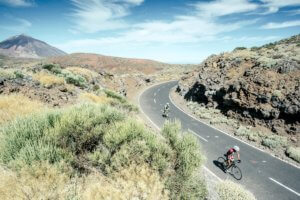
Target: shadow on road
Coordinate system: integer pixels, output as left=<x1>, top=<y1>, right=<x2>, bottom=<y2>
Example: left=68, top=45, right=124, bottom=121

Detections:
left=213, top=158, right=226, bottom=173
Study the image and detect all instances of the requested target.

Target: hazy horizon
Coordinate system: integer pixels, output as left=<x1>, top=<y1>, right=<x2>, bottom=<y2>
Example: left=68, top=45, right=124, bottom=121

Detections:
left=0, top=0, right=300, bottom=63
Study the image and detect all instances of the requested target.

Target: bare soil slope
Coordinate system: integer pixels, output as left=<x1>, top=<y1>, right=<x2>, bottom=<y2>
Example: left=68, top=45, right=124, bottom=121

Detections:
left=48, top=53, right=171, bottom=75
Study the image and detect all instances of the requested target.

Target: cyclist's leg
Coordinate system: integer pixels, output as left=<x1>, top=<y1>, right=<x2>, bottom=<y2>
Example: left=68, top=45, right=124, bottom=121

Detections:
left=226, top=155, right=234, bottom=169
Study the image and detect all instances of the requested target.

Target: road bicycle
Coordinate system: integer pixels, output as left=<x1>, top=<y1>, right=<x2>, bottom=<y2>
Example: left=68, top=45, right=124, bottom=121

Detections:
left=217, top=156, right=242, bottom=180
left=161, top=109, right=169, bottom=118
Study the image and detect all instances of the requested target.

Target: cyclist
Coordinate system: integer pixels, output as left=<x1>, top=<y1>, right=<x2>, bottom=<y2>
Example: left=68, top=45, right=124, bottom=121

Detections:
left=162, top=103, right=170, bottom=117
left=225, top=145, right=241, bottom=172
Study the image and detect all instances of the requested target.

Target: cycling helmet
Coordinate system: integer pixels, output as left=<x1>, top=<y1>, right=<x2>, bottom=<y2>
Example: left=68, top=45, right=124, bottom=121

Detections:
left=233, top=146, right=240, bottom=152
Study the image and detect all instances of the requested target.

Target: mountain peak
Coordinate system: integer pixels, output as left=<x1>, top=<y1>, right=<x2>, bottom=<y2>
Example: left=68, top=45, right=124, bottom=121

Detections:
left=0, top=34, right=66, bottom=59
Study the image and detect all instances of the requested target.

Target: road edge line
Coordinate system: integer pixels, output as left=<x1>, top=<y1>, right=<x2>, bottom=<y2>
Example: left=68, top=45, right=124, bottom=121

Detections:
left=168, top=88, right=300, bottom=169
left=188, top=129, right=208, bottom=142
left=269, top=177, right=300, bottom=197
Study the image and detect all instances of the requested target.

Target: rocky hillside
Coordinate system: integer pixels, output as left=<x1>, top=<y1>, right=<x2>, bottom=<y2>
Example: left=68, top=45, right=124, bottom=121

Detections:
left=177, top=34, right=300, bottom=140
left=0, top=34, right=67, bottom=59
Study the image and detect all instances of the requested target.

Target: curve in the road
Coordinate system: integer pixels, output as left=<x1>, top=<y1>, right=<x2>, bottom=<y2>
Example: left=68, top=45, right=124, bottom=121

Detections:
left=139, top=80, right=300, bottom=200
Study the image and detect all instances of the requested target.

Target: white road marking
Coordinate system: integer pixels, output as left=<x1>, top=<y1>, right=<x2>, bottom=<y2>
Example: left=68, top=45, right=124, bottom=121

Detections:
left=188, top=129, right=208, bottom=142
left=203, top=166, right=222, bottom=181
left=269, top=177, right=300, bottom=197
left=262, top=160, right=267, bottom=163
left=168, top=90, right=300, bottom=169
left=138, top=87, right=222, bottom=183
left=138, top=91, right=160, bottom=131
left=215, top=136, right=219, bottom=138
left=154, top=99, right=156, bottom=103
left=207, top=136, right=210, bottom=138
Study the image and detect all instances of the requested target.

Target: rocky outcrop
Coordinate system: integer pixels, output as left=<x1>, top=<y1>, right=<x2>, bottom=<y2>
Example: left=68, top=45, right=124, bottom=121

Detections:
left=177, top=35, right=300, bottom=136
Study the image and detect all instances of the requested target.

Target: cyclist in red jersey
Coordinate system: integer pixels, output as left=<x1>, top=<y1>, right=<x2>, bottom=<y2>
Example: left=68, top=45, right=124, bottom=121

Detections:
left=226, top=146, right=241, bottom=171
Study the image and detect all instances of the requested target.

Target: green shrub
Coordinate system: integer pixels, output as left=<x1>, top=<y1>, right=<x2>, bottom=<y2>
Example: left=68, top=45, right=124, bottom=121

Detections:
left=0, top=104, right=207, bottom=199
left=286, top=147, right=300, bottom=163
left=217, top=180, right=256, bottom=200
left=0, top=111, right=70, bottom=169
left=62, top=70, right=87, bottom=88
left=42, top=64, right=62, bottom=74
left=235, top=126, right=252, bottom=137
left=13, top=70, right=24, bottom=79
left=250, top=46, right=259, bottom=51
left=0, top=69, right=16, bottom=79
left=262, top=135, right=287, bottom=149
left=162, top=120, right=206, bottom=199
left=0, top=104, right=124, bottom=170
left=234, top=47, right=247, bottom=51
left=104, top=89, right=139, bottom=112
left=49, top=104, right=125, bottom=155
left=103, top=119, right=173, bottom=174
left=104, top=89, right=127, bottom=104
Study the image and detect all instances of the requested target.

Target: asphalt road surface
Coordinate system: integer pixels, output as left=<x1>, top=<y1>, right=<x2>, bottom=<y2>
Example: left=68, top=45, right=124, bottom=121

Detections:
left=139, top=80, right=300, bottom=200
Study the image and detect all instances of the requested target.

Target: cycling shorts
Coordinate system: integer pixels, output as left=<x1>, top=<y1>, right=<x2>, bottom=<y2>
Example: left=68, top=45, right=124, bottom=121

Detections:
left=227, top=154, right=234, bottom=161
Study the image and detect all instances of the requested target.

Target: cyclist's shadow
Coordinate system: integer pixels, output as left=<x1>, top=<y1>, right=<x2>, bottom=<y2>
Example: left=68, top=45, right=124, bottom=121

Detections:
left=213, top=156, right=227, bottom=173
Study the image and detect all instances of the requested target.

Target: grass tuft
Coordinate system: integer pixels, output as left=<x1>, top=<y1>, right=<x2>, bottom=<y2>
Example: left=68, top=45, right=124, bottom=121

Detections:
left=33, top=72, right=65, bottom=88
left=286, top=146, right=300, bottom=163
left=217, top=180, right=256, bottom=200
left=0, top=94, right=45, bottom=125
left=82, top=163, right=169, bottom=200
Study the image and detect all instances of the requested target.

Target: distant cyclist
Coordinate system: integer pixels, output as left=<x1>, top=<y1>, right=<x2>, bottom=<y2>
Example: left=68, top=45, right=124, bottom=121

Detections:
left=225, top=145, right=241, bottom=172
left=162, top=103, right=170, bottom=117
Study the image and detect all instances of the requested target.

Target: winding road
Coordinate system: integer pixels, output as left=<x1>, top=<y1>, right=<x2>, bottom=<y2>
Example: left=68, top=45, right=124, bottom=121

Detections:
left=139, top=80, right=300, bottom=200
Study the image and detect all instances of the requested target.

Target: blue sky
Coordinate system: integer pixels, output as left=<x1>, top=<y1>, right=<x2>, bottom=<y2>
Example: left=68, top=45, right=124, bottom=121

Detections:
left=0, top=0, right=300, bottom=63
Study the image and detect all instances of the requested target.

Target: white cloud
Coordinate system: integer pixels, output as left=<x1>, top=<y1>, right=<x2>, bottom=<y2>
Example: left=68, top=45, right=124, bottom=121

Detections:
left=261, top=20, right=300, bottom=29
left=0, top=0, right=34, bottom=7
left=260, top=0, right=300, bottom=14
left=194, top=0, right=258, bottom=18
left=70, top=0, right=144, bottom=33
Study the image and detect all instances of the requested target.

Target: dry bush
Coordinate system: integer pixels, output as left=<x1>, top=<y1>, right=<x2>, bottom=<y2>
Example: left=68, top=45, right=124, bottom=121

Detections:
left=0, top=94, right=45, bottom=125
left=217, top=180, right=256, bottom=200
left=286, top=147, right=300, bottom=163
left=229, top=49, right=256, bottom=60
left=33, top=72, right=65, bottom=88
left=80, top=92, right=111, bottom=104
left=66, top=67, right=98, bottom=82
left=82, top=163, right=169, bottom=200
left=0, top=163, right=71, bottom=200
left=0, top=69, right=16, bottom=79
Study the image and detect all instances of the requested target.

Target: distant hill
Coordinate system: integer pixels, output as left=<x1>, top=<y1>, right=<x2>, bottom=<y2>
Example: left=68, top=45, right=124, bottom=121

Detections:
left=48, top=53, right=173, bottom=75
left=0, top=34, right=67, bottom=59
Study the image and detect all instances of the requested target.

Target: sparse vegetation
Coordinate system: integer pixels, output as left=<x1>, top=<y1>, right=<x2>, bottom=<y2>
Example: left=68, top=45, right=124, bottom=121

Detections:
left=66, top=67, right=98, bottom=82
left=286, top=147, right=300, bottom=163
left=42, top=64, right=87, bottom=87
left=0, top=69, right=25, bottom=79
left=217, top=180, right=256, bottom=200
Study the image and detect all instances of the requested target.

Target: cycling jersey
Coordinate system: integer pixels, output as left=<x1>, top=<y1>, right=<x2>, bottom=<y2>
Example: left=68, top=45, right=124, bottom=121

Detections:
left=226, top=148, right=236, bottom=161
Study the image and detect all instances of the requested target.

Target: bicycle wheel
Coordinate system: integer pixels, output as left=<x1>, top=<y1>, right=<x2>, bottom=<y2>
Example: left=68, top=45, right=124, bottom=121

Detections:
left=217, top=157, right=226, bottom=170
left=231, top=165, right=242, bottom=180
